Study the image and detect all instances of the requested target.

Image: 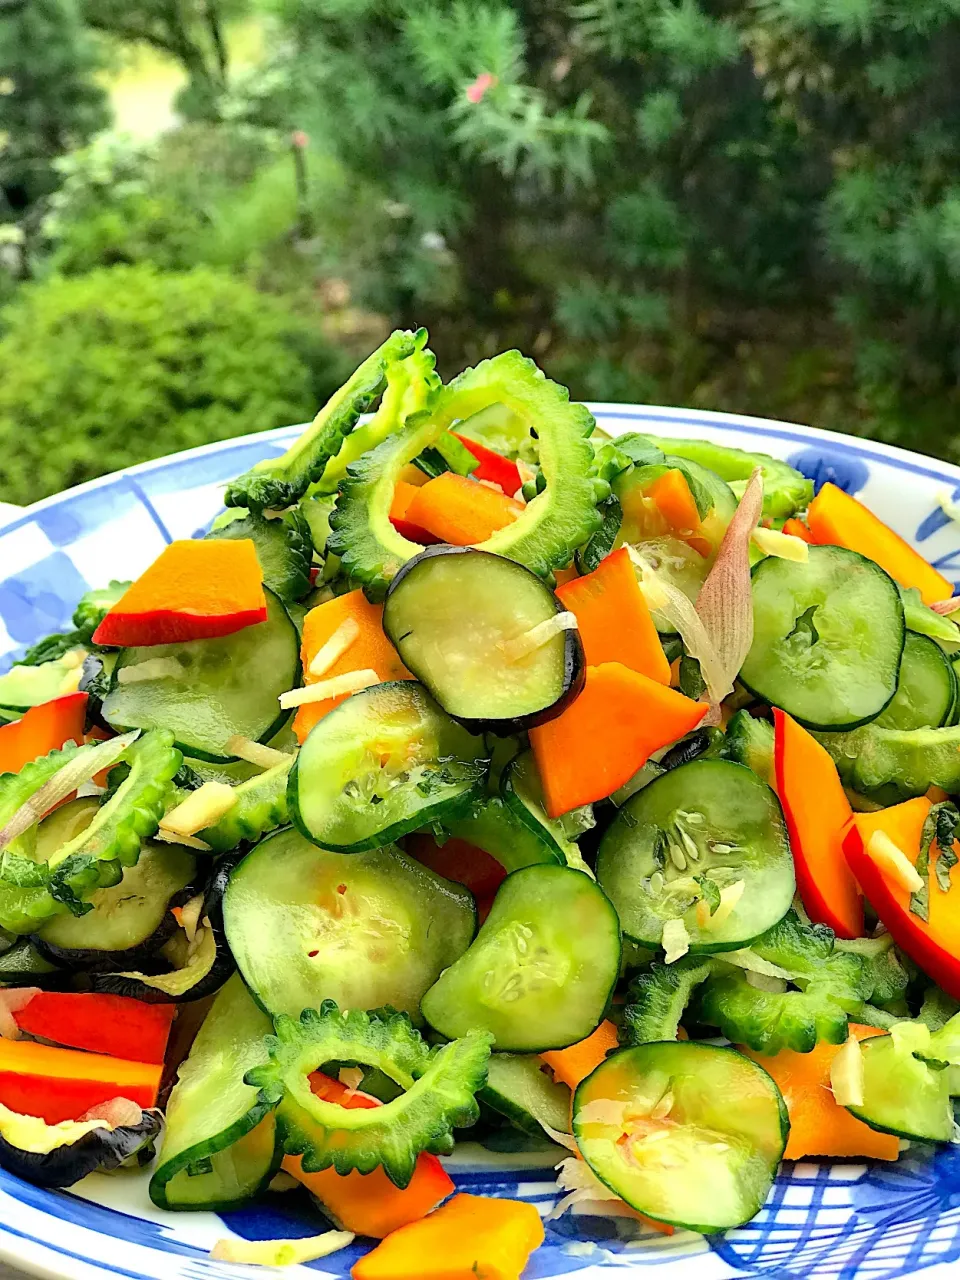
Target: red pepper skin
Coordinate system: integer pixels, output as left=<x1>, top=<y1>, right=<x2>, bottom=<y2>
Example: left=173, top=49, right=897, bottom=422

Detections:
left=0, top=1039, right=162, bottom=1123
left=0, top=692, right=88, bottom=776
left=452, top=433, right=523, bottom=497
left=844, top=798, right=960, bottom=999
left=405, top=834, right=507, bottom=898
left=13, top=993, right=176, bottom=1065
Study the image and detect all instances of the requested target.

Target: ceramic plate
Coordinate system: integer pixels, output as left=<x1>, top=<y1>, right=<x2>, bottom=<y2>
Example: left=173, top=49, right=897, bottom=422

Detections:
left=2, top=405, right=960, bottom=1280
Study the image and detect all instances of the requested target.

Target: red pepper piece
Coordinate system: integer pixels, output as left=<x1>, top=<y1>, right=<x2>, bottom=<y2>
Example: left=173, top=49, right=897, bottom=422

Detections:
left=451, top=433, right=523, bottom=497
left=13, top=993, right=176, bottom=1065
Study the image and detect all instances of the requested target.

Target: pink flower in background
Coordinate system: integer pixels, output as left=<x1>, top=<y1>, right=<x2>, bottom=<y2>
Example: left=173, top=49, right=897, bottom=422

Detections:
left=465, top=73, right=497, bottom=104
left=291, top=130, right=309, bottom=149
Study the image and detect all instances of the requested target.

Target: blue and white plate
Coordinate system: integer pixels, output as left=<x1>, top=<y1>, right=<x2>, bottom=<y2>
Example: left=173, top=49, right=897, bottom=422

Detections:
left=2, top=406, right=960, bottom=1280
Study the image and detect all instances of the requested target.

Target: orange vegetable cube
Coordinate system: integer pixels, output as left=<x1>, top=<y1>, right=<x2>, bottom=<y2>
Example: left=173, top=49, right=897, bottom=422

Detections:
left=405, top=473, right=524, bottom=545
left=742, top=1026, right=899, bottom=1162
left=293, top=590, right=412, bottom=742
left=529, top=662, right=707, bottom=816
left=351, top=1193, right=545, bottom=1280
left=541, top=1020, right=619, bottom=1091
left=557, top=547, right=669, bottom=683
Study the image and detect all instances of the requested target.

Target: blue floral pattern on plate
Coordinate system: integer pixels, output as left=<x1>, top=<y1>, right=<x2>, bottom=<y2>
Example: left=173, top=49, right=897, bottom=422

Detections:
left=2, top=407, right=960, bottom=1280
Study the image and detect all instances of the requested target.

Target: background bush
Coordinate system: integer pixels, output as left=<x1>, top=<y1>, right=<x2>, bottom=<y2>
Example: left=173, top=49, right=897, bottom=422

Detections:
left=0, top=264, right=346, bottom=504
left=4, top=0, right=960, bottom=500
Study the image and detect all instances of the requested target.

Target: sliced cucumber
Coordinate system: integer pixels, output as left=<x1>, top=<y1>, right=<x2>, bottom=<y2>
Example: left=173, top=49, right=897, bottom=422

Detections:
left=740, top=546, right=905, bottom=730
left=616, top=456, right=737, bottom=558
left=150, top=973, right=279, bottom=1210
left=481, top=1053, right=572, bottom=1136
left=876, top=631, right=958, bottom=730
left=103, top=589, right=299, bottom=763
left=847, top=1026, right=954, bottom=1142
left=382, top=547, right=584, bottom=734
left=574, top=1042, right=788, bottom=1232
left=596, top=759, right=794, bottom=952
left=290, top=681, right=489, bottom=853
left=446, top=794, right=562, bottom=872
left=90, top=857, right=234, bottom=1004
left=207, top=507, right=313, bottom=603
left=0, top=659, right=83, bottom=711
left=223, top=827, right=476, bottom=1020
left=624, top=535, right=712, bottom=636
left=187, top=722, right=297, bottom=786
left=421, top=864, right=621, bottom=1052
left=500, top=750, right=586, bottom=869
left=35, top=837, right=196, bottom=970
left=723, top=710, right=775, bottom=781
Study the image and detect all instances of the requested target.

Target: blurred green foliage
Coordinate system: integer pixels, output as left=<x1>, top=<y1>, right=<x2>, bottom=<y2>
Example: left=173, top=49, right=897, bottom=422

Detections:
left=0, top=264, right=346, bottom=504
left=0, top=0, right=109, bottom=245
left=4, top=0, right=960, bottom=502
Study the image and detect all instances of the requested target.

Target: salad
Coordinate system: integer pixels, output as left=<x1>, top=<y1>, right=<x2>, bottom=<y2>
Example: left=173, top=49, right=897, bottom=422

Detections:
left=0, top=328, right=959, bottom=1274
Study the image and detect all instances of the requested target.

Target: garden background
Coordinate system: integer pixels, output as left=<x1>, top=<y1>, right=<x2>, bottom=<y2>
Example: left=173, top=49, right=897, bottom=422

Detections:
left=2, top=0, right=960, bottom=506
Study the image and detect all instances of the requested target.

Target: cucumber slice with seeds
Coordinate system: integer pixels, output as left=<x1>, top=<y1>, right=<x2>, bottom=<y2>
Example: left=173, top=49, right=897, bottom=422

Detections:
left=382, top=546, right=583, bottom=735
left=289, top=681, right=489, bottom=853
left=103, top=589, right=299, bottom=763
left=574, top=1042, right=788, bottom=1232
left=596, top=759, right=794, bottom=952
left=876, top=631, right=958, bottom=730
left=421, top=864, right=621, bottom=1052
left=223, top=827, right=475, bottom=1020
left=740, top=545, right=905, bottom=731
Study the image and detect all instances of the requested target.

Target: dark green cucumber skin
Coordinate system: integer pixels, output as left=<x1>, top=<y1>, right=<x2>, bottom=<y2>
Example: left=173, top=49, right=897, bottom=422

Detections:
left=34, top=842, right=198, bottom=972
left=149, top=974, right=279, bottom=1212
left=876, top=631, right=958, bottom=730
left=741, top=546, right=905, bottom=732
left=499, top=751, right=580, bottom=866
left=87, top=855, right=237, bottom=1004
left=288, top=681, right=489, bottom=854
left=573, top=1042, right=789, bottom=1234
left=382, top=545, right=585, bottom=736
left=479, top=1052, right=572, bottom=1136
left=421, top=863, right=622, bottom=1052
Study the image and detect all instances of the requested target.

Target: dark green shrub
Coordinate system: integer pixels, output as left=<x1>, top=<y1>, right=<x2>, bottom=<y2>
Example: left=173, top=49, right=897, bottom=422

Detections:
left=0, top=264, right=345, bottom=504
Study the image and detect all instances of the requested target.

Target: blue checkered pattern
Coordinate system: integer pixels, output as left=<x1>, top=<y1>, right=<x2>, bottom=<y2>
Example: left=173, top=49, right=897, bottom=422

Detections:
left=2, top=408, right=960, bottom=1280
